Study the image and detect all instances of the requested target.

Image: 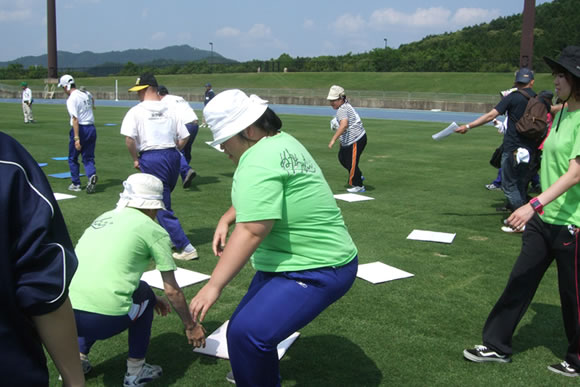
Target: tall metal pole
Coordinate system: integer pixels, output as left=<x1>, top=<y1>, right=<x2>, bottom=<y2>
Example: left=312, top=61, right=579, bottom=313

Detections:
left=519, top=0, right=535, bottom=69
left=47, top=0, right=58, bottom=79
left=209, top=42, right=213, bottom=73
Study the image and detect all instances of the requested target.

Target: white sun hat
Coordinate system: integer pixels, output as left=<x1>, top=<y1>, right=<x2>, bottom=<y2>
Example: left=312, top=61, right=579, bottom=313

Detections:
left=327, top=85, right=345, bottom=100
left=204, top=89, right=269, bottom=146
left=58, top=74, right=75, bottom=91
left=115, top=173, right=166, bottom=211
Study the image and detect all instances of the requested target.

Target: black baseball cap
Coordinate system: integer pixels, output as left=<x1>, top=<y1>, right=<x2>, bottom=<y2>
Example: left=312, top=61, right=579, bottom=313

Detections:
left=129, top=73, right=158, bottom=92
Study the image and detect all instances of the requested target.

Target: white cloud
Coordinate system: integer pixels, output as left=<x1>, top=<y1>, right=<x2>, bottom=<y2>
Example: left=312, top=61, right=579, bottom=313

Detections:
left=303, top=19, right=314, bottom=29
left=151, top=31, right=166, bottom=41
left=0, top=0, right=33, bottom=22
left=215, top=24, right=285, bottom=59
left=0, top=8, right=31, bottom=21
left=332, top=13, right=366, bottom=33
left=216, top=26, right=240, bottom=38
left=452, top=8, right=501, bottom=25
left=370, top=6, right=502, bottom=30
left=370, top=7, right=451, bottom=28
left=248, top=24, right=271, bottom=39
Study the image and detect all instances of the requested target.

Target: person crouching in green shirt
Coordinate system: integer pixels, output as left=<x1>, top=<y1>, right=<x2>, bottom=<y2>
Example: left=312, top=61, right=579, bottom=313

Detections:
left=69, top=173, right=206, bottom=386
left=189, top=90, right=358, bottom=386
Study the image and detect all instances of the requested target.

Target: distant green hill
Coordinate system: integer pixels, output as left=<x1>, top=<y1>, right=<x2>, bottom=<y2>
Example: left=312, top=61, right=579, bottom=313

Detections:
left=270, top=0, right=578, bottom=73
left=0, top=44, right=236, bottom=70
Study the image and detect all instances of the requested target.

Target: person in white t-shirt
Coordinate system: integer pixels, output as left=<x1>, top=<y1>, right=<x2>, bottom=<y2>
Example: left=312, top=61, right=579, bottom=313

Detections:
left=58, top=74, right=98, bottom=194
left=121, top=73, right=199, bottom=261
left=79, top=86, right=95, bottom=110
left=158, top=85, right=199, bottom=189
left=21, top=82, right=34, bottom=123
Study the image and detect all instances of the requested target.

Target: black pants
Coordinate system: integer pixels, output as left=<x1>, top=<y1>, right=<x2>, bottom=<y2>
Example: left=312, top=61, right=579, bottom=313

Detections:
left=482, top=214, right=580, bottom=367
left=338, top=134, right=367, bottom=187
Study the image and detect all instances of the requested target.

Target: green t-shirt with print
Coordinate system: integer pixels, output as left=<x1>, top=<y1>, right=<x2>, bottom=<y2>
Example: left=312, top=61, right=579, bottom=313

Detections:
left=232, top=131, right=358, bottom=272
left=540, top=107, right=580, bottom=226
left=69, top=207, right=176, bottom=316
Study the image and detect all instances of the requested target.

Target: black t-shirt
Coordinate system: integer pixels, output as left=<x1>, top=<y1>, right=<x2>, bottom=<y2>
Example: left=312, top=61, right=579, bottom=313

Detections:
left=495, top=88, right=538, bottom=152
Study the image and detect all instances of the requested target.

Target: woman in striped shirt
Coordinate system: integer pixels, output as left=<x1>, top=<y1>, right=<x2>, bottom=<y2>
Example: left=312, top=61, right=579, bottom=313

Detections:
left=327, top=85, right=368, bottom=193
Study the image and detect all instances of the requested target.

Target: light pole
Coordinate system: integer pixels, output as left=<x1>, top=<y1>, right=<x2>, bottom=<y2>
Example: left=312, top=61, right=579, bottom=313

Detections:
left=384, top=38, right=387, bottom=49
left=209, top=42, right=213, bottom=72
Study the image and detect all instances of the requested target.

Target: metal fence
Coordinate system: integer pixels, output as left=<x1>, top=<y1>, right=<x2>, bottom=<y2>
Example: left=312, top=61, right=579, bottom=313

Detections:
left=0, top=82, right=499, bottom=106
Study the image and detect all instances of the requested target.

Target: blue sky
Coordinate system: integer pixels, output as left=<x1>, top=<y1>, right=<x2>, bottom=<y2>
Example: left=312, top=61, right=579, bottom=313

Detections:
left=0, top=0, right=553, bottom=62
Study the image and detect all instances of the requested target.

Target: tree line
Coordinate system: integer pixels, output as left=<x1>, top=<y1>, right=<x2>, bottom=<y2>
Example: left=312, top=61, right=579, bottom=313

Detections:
left=1, top=0, right=577, bottom=80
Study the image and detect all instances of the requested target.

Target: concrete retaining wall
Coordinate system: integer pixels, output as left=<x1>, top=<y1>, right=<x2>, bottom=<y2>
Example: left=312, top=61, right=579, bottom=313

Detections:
left=0, top=90, right=494, bottom=113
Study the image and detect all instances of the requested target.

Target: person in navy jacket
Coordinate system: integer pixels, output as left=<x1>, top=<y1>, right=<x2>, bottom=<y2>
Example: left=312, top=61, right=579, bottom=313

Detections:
left=0, top=132, right=84, bottom=386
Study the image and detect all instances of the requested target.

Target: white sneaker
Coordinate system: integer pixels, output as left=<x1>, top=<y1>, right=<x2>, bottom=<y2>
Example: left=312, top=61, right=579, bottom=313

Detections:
left=172, top=248, right=199, bottom=261
left=68, top=183, right=81, bottom=192
left=123, top=363, right=162, bottom=387
left=86, top=174, right=98, bottom=194
left=226, top=371, right=235, bottom=384
left=81, top=356, right=92, bottom=374
left=346, top=186, right=366, bottom=193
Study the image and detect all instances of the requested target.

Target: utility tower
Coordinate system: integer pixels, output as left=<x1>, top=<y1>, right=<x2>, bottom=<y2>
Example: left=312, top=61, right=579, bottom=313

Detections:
left=520, top=0, right=535, bottom=69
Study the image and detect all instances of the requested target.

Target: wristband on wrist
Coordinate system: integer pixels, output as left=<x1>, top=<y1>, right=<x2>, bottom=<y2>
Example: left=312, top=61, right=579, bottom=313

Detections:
left=529, top=197, right=544, bottom=215
left=74, top=136, right=80, bottom=141
left=466, top=124, right=471, bottom=130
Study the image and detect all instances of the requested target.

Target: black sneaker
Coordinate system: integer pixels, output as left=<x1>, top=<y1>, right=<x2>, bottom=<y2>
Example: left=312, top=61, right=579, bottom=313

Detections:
left=463, top=345, right=511, bottom=363
left=86, top=174, right=98, bottom=194
left=548, top=361, right=579, bottom=377
left=182, top=169, right=196, bottom=189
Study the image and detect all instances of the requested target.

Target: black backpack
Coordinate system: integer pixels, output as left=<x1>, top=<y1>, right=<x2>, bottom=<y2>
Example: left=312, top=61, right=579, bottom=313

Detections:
left=515, top=90, right=549, bottom=142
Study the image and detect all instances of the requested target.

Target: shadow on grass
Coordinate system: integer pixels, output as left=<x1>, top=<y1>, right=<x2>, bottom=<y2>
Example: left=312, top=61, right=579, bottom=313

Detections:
left=90, top=332, right=217, bottom=386
left=281, top=334, right=382, bottom=386
left=185, top=174, right=221, bottom=191
left=186, top=227, right=216, bottom=246
left=512, top=302, right=568, bottom=357
left=90, top=177, right=123, bottom=193
left=441, top=212, right=501, bottom=217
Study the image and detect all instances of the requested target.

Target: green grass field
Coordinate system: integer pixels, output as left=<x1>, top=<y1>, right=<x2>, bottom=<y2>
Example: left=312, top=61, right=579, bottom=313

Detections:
left=1, top=102, right=573, bottom=386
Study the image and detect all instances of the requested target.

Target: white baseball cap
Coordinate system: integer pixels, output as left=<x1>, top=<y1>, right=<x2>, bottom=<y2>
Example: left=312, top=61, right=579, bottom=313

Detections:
left=327, top=85, right=345, bottom=100
left=58, top=74, right=75, bottom=90
left=115, top=173, right=166, bottom=211
left=204, top=89, right=268, bottom=146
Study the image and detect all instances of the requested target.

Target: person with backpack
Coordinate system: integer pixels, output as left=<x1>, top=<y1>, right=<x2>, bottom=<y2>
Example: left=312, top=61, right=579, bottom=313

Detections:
left=463, top=46, right=580, bottom=378
left=456, top=69, right=549, bottom=227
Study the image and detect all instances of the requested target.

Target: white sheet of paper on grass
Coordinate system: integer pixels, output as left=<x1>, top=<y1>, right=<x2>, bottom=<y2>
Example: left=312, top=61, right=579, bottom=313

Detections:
left=193, top=320, right=300, bottom=360
left=407, top=229, right=456, bottom=244
left=356, top=261, right=414, bottom=284
left=333, top=193, right=374, bottom=202
left=432, top=122, right=458, bottom=141
left=54, top=193, right=77, bottom=201
left=205, top=141, right=224, bottom=152
left=141, top=268, right=210, bottom=290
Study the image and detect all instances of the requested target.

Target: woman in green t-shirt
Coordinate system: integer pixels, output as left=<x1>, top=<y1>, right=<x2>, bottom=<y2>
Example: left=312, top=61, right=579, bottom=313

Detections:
left=463, top=46, right=580, bottom=377
left=190, top=89, right=358, bottom=386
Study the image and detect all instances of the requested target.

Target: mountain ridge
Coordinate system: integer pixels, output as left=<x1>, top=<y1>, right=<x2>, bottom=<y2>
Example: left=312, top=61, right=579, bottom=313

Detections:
left=0, top=44, right=236, bottom=69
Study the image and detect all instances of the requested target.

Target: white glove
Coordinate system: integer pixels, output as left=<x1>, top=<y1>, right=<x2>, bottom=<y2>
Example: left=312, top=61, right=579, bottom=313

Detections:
left=330, top=117, right=339, bottom=131
left=492, top=119, right=506, bottom=134
left=516, top=147, right=530, bottom=164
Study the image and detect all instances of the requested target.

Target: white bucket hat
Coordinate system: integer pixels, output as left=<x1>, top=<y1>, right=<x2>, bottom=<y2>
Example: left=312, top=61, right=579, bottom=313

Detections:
left=204, top=89, right=269, bottom=146
left=327, top=85, right=345, bottom=100
left=115, top=173, right=166, bottom=211
left=58, top=74, right=75, bottom=91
